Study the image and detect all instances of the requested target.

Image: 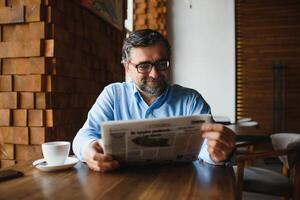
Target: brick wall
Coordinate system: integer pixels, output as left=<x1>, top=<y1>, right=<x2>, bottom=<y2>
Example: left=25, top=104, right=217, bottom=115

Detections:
left=133, top=0, right=167, bottom=36
left=0, top=0, right=125, bottom=168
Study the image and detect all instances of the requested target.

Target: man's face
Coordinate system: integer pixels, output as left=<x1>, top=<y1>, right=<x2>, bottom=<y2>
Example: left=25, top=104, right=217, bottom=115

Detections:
left=124, top=42, right=170, bottom=97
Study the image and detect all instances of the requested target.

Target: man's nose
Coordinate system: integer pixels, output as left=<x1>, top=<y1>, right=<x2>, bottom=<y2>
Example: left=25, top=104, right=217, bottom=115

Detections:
left=148, top=65, right=159, bottom=78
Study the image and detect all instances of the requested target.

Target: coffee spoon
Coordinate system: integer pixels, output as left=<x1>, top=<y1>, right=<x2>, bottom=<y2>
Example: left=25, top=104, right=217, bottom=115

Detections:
left=32, top=160, right=47, bottom=167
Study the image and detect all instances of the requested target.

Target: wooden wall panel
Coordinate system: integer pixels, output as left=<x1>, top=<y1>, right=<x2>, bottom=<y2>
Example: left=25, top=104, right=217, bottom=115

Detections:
left=0, top=0, right=125, bottom=167
left=236, top=0, right=300, bottom=133
left=133, top=0, right=167, bottom=36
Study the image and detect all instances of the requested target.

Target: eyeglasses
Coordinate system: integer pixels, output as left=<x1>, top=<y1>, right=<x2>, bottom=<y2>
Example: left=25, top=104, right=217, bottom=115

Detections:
left=129, top=60, right=170, bottom=74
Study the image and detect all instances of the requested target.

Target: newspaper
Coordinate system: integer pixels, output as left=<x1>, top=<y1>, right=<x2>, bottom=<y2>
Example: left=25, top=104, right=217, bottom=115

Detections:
left=101, top=115, right=212, bottom=165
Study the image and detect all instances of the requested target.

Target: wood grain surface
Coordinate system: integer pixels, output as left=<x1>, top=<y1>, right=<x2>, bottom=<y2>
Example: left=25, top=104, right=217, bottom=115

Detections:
left=0, top=160, right=236, bottom=200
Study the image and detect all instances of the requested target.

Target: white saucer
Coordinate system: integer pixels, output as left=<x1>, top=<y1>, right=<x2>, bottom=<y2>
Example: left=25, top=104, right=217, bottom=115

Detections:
left=33, top=157, right=79, bottom=172
left=238, top=121, right=259, bottom=127
left=237, top=117, right=252, bottom=123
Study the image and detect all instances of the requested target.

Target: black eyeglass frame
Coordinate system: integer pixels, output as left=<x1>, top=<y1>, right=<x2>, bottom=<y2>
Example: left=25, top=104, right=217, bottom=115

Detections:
left=129, top=60, right=170, bottom=74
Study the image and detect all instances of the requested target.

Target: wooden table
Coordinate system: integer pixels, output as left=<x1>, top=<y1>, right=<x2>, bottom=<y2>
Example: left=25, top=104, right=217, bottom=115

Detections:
left=0, top=160, right=236, bottom=200
left=227, top=124, right=268, bottom=136
left=226, top=124, right=270, bottom=143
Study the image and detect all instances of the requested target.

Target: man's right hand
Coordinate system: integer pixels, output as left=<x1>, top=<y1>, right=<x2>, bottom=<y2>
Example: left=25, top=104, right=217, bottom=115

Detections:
left=83, top=140, right=119, bottom=172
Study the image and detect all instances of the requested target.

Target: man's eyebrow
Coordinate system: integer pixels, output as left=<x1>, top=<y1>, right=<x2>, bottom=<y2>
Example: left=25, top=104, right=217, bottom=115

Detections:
left=138, top=58, right=169, bottom=65
left=138, top=61, right=152, bottom=65
left=155, top=58, right=169, bottom=62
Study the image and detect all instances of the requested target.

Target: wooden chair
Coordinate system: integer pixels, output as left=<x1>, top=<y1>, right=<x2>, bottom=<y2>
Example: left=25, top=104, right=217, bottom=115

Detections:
left=235, top=135, right=271, bottom=167
left=235, top=119, right=261, bottom=166
left=235, top=133, right=300, bottom=200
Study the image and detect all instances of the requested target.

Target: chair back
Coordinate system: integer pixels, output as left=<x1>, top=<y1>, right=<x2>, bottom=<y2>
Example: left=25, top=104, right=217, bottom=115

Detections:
left=271, top=133, right=300, bottom=169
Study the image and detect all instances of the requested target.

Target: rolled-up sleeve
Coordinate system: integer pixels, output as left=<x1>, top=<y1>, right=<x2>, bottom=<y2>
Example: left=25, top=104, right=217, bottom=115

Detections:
left=198, top=139, right=224, bottom=165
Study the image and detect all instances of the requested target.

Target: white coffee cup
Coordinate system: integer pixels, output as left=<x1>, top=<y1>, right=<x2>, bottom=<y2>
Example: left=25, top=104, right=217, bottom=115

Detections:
left=42, top=141, right=70, bottom=166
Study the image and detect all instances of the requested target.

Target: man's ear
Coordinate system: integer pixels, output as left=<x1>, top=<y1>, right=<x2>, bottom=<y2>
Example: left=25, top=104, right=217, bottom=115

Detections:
left=123, top=63, right=133, bottom=82
left=123, top=62, right=130, bottom=72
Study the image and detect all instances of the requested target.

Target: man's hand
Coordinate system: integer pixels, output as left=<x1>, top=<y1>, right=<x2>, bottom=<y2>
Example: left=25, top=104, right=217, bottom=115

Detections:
left=201, top=123, right=236, bottom=162
left=83, top=140, right=119, bottom=172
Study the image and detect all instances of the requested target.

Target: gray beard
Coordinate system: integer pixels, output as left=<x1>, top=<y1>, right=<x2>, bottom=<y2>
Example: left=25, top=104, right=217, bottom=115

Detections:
left=136, top=77, right=168, bottom=97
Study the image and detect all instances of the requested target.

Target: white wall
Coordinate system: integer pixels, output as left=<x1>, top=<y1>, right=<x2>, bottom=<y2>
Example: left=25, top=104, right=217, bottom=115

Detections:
left=125, top=0, right=133, bottom=31
left=167, top=0, right=236, bottom=122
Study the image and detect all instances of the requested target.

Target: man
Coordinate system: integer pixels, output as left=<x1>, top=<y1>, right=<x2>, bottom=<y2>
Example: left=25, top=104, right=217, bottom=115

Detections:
left=73, top=29, right=236, bottom=172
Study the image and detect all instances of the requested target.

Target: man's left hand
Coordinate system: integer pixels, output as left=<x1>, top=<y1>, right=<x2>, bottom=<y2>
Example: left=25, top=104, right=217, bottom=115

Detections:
left=201, top=123, right=236, bottom=162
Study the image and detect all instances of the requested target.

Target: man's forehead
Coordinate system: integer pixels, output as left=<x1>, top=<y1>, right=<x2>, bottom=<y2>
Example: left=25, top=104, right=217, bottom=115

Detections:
left=129, top=43, right=168, bottom=60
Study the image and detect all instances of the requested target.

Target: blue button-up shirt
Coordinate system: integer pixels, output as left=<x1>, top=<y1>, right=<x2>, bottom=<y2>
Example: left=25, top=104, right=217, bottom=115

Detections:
left=73, top=82, right=220, bottom=165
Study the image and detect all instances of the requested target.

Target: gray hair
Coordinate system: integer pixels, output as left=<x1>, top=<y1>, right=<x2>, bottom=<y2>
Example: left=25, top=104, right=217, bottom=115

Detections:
left=121, top=29, right=171, bottom=63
